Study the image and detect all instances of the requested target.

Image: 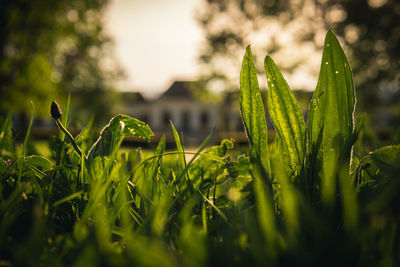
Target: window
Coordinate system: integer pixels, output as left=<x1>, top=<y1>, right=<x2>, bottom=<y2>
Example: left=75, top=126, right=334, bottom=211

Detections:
left=200, top=111, right=209, bottom=129
left=162, top=110, right=171, bottom=130
left=182, top=110, right=190, bottom=132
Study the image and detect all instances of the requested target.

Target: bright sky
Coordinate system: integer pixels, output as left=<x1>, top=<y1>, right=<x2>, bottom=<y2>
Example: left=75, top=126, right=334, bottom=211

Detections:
left=105, top=0, right=203, bottom=97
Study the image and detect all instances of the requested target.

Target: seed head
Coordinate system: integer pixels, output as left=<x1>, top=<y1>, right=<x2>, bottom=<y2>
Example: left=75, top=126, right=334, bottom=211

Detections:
left=50, top=101, right=62, bottom=120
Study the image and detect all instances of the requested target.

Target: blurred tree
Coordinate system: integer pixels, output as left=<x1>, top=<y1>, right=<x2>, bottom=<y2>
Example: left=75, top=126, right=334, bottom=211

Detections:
left=196, top=0, right=400, bottom=140
left=0, top=0, right=122, bottom=124
left=322, top=0, right=400, bottom=139
left=195, top=0, right=326, bottom=92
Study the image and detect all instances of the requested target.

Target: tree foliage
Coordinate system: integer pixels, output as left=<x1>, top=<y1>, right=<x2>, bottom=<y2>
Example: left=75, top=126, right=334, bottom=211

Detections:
left=0, top=0, right=121, bottom=121
left=196, top=0, right=400, bottom=140
left=196, top=0, right=400, bottom=96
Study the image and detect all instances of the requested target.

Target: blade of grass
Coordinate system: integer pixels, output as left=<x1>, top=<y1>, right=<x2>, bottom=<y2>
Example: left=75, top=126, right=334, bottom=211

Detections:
left=170, top=121, right=192, bottom=192
left=249, top=148, right=277, bottom=261
left=52, top=191, right=84, bottom=207
left=18, top=102, right=34, bottom=183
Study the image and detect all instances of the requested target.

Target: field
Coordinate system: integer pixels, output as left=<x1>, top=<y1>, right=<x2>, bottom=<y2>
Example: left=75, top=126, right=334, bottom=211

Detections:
left=1, top=31, right=399, bottom=266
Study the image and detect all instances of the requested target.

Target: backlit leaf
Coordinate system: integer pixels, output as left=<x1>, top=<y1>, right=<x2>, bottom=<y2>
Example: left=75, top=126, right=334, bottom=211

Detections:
left=88, top=115, right=153, bottom=160
left=307, top=30, right=356, bottom=202
left=264, top=55, right=306, bottom=179
left=239, top=46, right=269, bottom=173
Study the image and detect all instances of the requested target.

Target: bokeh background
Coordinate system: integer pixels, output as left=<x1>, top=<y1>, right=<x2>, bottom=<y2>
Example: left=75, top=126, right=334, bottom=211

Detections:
left=0, top=0, right=399, bottom=145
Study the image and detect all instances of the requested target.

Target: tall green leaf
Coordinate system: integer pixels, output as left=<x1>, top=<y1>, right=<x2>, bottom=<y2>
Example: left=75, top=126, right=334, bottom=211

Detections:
left=240, top=46, right=269, bottom=173
left=307, top=30, right=356, bottom=202
left=264, top=56, right=306, bottom=179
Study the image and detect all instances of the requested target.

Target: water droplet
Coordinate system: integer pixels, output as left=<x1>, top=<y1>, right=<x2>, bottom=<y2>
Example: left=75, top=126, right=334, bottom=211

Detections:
left=325, top=62, right=328, bottom=65
left=335, top=71, right=339, bottom=74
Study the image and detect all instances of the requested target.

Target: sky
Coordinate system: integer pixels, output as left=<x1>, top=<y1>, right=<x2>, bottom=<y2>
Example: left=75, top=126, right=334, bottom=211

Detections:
left=104, top=0, right=323, bottom=98
left=104, top=0, right=203, bottom=97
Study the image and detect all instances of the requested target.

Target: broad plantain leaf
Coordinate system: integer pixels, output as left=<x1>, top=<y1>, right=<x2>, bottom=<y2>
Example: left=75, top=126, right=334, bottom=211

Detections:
left=88, top=115, right=153, bottom=161
left=25, top=155, right=53, bottom=172
left=264, top=55, right=306, bottom=179
left=369, top=145, right=400, bottom=176
left=307, top=30, right=356, bottom=202
left=240, top=46, right=269, bottom=173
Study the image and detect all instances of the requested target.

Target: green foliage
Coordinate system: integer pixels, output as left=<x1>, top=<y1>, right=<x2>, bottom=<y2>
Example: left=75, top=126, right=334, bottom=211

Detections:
left=88, top=115, right=153, bottom=160
left=0, top=31, right=399, bottom=266
left=197, top=0, right=400, bottom=142
left=0, top=0, right=119, bottom=120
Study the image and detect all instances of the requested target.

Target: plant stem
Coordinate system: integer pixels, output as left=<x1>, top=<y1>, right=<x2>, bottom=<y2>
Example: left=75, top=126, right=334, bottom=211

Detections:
left=55, top=118, right=84, bottom=158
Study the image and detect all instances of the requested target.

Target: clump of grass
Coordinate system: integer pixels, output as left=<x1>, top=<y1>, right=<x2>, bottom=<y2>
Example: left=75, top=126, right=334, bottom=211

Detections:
left=0, top=30, right=399, bottom=266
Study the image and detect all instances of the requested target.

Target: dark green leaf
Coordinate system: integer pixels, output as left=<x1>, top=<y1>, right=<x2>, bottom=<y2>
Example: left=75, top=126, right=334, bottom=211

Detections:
left=307, top=30, right=356, bottom=201
left=25, top=155, right=53, bottom=172
left=88, top=114, right=153, bottom=160
left=369, top=145, right=400, bottom=176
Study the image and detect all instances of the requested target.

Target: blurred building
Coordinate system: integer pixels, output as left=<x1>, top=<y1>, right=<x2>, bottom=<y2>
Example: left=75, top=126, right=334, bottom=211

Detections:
left=119, top=81, right=247, bottom=145
left=19, top=80, right=321, bottom=146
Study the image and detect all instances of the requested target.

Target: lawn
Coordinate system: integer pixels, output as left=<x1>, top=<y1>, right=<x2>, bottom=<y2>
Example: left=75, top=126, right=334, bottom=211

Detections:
left=1, top=30, right=399, bottom=267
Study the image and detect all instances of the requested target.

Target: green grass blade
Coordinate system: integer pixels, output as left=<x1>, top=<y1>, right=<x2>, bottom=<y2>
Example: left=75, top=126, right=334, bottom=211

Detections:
left=52, top=191, right=84, bottom=207
left=170, top=121, right=187, bottom=171
left=249, top=148, right=276, bottom=261
left=170, top=121, right=192, bottom=191
left=149, top=135, right=166, bottom=174
left=307, top=30, right=356, bottom=203
left=240, top=46, right=269, bottom=173
left=264, top=55, right=306, bottom=179
left=18, top=102, right=34, bottom=183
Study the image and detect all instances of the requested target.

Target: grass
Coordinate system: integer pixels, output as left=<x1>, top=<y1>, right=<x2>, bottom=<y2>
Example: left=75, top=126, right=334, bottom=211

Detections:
left=1, top=30, right=400, bottom=266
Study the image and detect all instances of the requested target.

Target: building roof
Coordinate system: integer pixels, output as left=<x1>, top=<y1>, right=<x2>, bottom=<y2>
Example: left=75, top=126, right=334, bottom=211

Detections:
left=159, top=81, right=194, bottom=100
left=120, top=91, right=147, bottom=104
